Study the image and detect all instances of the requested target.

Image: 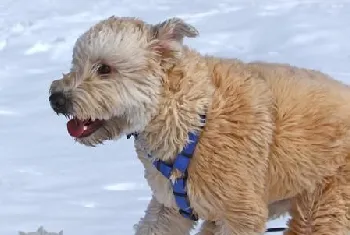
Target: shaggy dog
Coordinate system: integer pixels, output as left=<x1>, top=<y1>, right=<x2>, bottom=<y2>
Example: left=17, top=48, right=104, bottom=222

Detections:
left=49, top=16, right=350, bottom=235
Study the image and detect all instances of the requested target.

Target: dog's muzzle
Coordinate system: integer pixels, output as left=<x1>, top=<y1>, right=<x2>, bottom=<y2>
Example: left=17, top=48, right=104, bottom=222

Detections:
left=49, top=92, right=70, bottom=114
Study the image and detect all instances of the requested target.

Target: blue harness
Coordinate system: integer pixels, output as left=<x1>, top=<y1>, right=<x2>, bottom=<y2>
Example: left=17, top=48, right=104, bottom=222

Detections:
left=127, top=115, right=206, bottom=221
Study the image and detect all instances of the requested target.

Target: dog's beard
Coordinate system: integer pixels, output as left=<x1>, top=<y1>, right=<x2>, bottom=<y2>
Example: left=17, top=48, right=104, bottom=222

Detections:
left=62, top=94, right=127, bottom=145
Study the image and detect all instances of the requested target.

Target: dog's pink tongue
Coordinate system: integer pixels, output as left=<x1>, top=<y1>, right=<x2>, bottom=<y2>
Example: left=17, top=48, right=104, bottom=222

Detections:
left=67, top=119, right=85, bottom=137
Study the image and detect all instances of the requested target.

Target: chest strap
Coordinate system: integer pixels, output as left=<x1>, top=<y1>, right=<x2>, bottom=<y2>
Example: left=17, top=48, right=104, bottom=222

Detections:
left=128, top=115, right=206, bottom=221
left=152, top=130, right=201, bottom=221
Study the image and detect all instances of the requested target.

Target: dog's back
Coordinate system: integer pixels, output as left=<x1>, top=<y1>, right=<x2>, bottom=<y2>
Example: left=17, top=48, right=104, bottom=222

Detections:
left=205, top=57, right=350, bottom=201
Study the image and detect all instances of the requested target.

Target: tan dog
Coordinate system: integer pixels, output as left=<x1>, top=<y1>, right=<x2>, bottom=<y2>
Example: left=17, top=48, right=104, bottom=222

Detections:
left=49, top=16, right=350, bottom=235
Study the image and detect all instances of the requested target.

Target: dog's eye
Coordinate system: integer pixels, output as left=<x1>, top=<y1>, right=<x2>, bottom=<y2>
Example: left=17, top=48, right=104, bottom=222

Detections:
left=97, top=64, right=112, bottom=75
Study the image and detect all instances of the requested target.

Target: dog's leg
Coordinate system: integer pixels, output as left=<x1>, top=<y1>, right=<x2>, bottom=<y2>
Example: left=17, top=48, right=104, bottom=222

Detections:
left=284, top=177, right=349, bottom=235
left=204, top=195, right=267, bottom=235
left=134, top=196, right=196, bottom=235
left=227, top=195, right=268, bottom=235
left=195, top=200, right=291, bottom=235
left=213, top=219, right=264, bottom=235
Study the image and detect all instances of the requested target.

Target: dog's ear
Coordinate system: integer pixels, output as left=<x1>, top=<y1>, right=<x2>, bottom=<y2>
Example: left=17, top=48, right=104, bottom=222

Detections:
left=150, top=18, right=198, bottom=58
left=152, top=17, right=199, bottom=43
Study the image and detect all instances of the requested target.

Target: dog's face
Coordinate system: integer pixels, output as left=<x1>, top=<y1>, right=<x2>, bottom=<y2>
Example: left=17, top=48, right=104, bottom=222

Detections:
left=49, top=16, right=198, bottom=146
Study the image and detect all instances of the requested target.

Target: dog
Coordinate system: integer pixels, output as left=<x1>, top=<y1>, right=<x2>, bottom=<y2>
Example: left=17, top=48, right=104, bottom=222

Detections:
left=49, top=16, right=350, bottom=235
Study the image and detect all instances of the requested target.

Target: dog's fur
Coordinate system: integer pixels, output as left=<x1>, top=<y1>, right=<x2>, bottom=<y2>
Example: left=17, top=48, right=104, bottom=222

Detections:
left=49, top=16, right=350, bottom=235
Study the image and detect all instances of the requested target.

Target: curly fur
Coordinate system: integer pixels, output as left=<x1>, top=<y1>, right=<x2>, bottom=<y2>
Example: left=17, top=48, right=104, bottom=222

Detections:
left=49, top=16, right=350, bottom=235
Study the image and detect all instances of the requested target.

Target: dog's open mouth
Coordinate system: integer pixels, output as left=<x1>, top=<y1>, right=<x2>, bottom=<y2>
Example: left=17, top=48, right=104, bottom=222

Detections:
left=66, top=118, right=104, bottom=138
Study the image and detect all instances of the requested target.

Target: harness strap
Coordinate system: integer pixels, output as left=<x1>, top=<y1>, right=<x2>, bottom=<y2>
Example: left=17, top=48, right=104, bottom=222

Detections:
left=149, top=115, right=206, bottom=221
left=154, top=160, right=173, bottom=179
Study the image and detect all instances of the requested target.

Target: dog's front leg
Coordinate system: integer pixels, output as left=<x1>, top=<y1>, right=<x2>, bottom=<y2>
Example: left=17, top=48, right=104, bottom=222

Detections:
left=214, top=218, right=266, bottom=235
left=196, top=217, right=266, bottom=235
left=134, top=196, right=196, bottom=235
left=196, top=220, right=266, bottom=235
left=196, top=199, right=291, bottom=235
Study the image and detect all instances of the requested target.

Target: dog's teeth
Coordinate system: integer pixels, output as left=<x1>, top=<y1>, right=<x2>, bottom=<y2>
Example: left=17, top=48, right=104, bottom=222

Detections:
left=83, top=126, right=88, bottom=131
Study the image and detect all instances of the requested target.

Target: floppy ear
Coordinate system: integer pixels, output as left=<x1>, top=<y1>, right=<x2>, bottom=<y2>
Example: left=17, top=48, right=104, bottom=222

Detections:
left=150, top=17, right=199, bottom=57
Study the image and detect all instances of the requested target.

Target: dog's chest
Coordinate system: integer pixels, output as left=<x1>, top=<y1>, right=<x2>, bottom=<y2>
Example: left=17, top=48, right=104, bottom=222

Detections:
left=134, top=139, right=177, bottom=208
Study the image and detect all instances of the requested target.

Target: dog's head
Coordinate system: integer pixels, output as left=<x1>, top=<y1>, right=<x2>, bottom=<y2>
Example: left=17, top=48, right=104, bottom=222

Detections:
left=49, top=16, right=199, bottom=146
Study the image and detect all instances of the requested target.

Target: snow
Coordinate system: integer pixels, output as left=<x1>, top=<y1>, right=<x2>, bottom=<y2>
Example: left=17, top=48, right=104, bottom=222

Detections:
left=0, top=0, right=349, bottom=234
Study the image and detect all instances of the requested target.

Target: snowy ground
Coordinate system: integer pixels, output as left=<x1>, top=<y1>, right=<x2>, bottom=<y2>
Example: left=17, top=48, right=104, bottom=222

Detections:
left=1, top=0, right=350, bottom=234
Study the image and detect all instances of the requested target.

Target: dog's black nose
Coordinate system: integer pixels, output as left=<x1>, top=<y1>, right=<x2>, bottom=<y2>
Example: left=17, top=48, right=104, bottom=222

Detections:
left=49, top=92, right=68, bottom=114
